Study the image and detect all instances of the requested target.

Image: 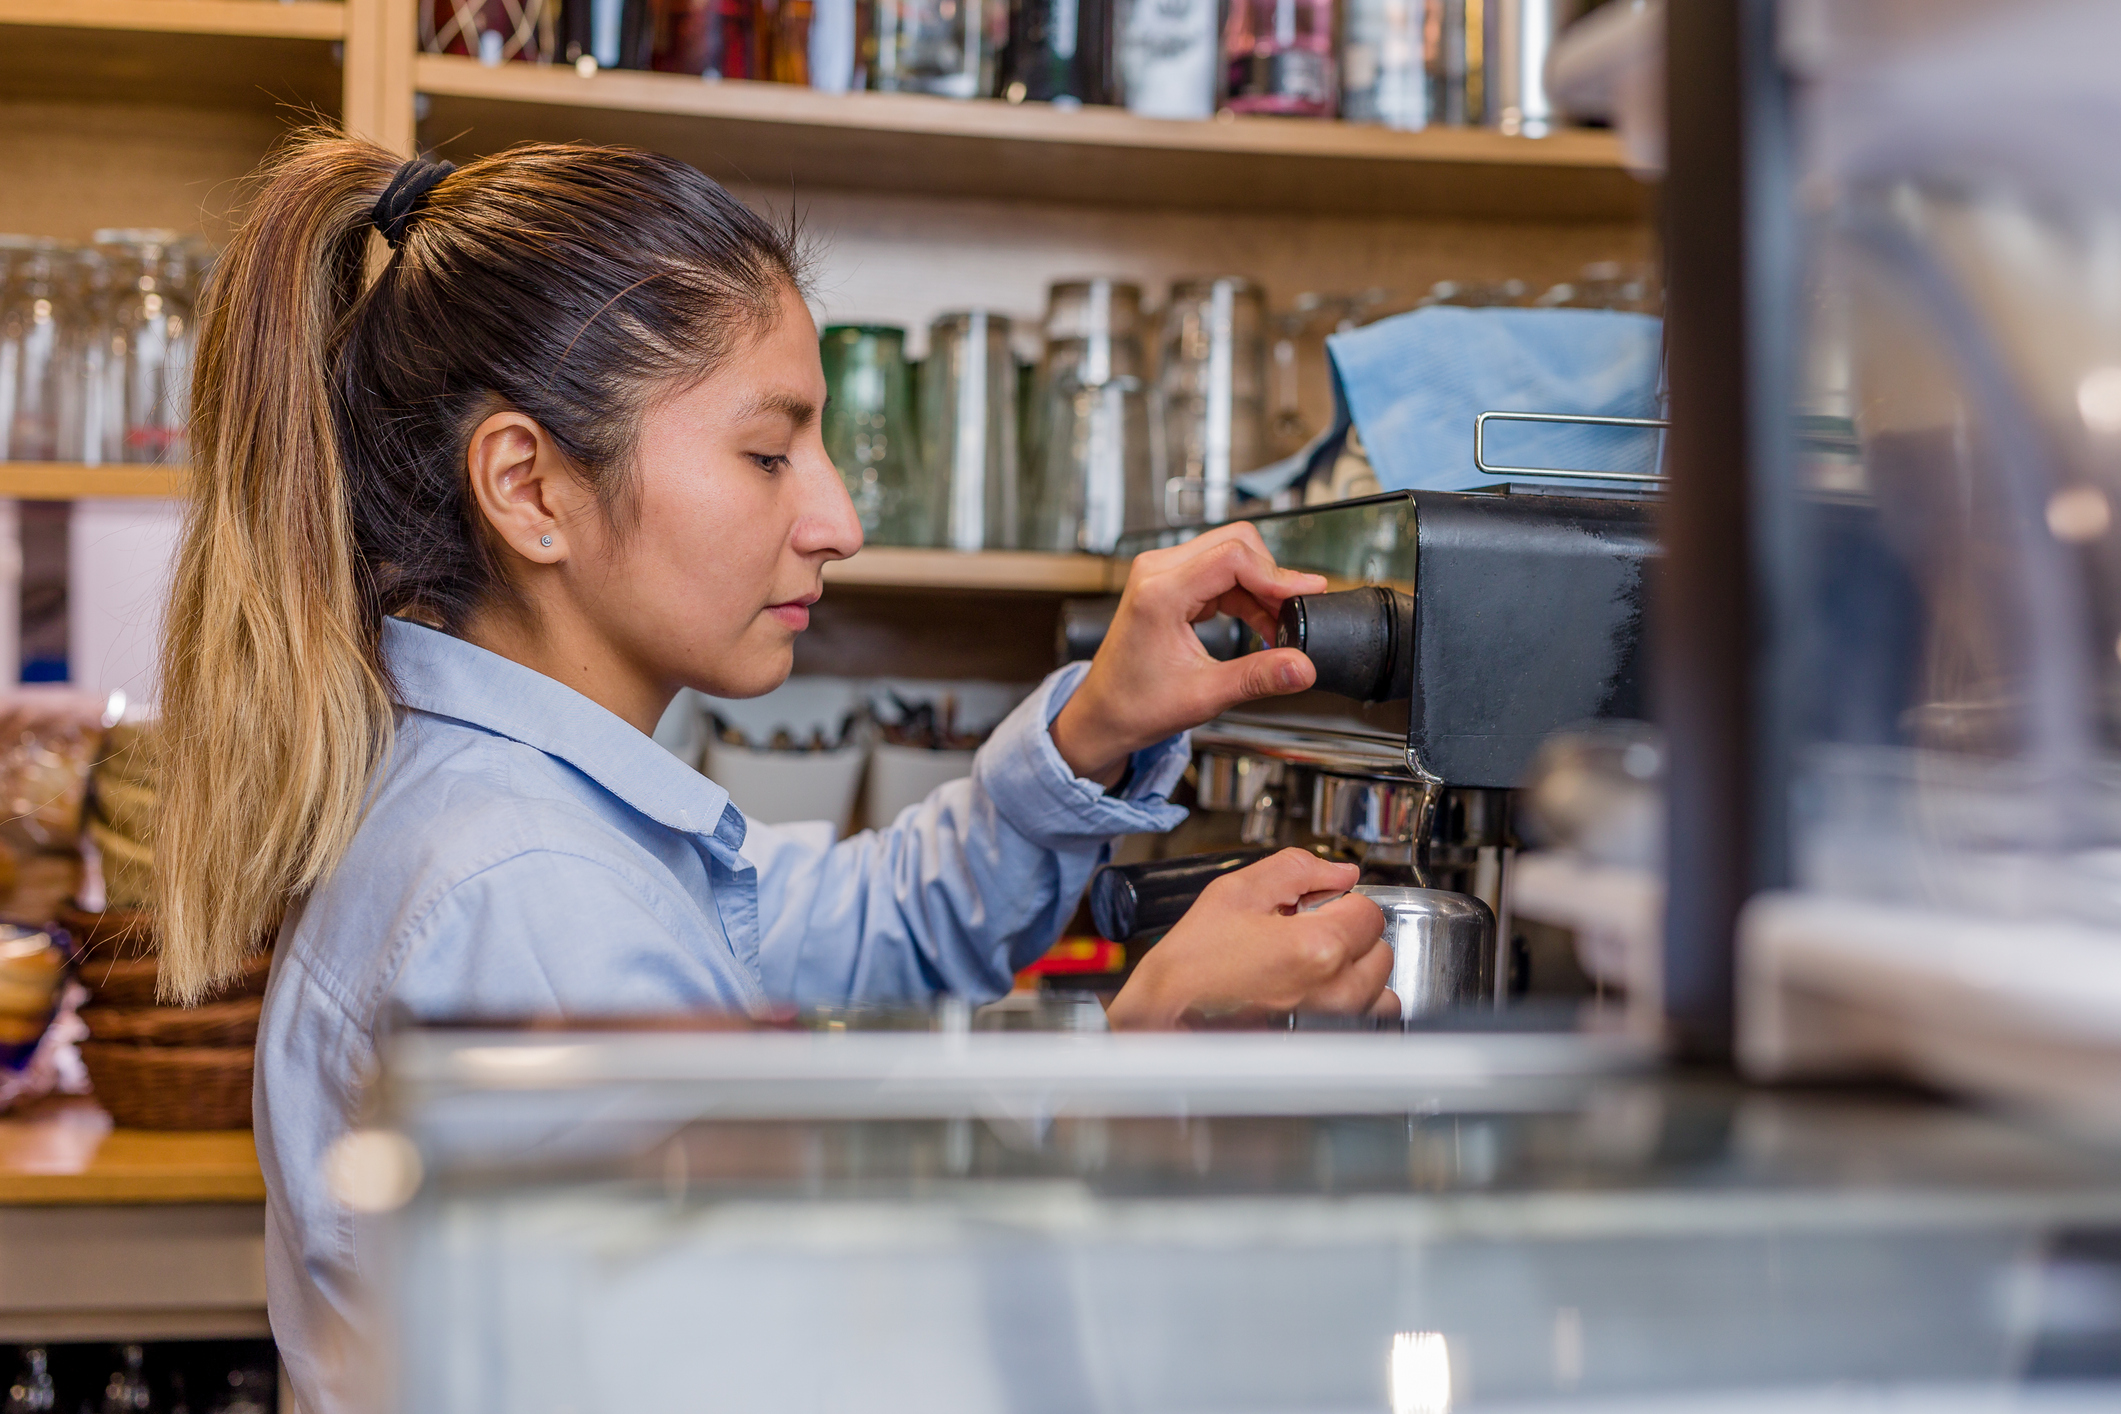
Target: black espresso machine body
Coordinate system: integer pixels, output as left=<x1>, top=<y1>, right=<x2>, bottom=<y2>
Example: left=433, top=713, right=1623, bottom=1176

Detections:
left=1086, top=488, right=1659, bottom=1005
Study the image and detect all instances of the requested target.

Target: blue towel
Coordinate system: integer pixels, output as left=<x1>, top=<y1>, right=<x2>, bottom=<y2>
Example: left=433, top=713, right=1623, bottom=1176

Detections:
left=1326, top=306, right=1665, bottom=493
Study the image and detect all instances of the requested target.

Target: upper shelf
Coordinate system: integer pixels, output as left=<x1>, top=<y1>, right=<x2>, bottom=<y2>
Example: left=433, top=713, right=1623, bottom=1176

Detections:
left=415, top=54, right=1651, bottom=221
left=0, top=0, right=345, bottom=39
left=0, top=0, right=346, bottom=109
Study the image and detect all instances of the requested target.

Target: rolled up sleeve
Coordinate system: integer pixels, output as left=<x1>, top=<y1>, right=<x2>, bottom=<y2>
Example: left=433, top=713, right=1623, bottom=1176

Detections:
left=749, top=663, right=1189, bottom=1005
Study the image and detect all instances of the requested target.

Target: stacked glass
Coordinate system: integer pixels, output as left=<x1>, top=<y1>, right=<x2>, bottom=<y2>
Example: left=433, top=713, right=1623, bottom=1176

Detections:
left=1151, top=276, right=1269, bottom=528
left=1025, top=279, right=1150, bottom=553
left=921, top=311, right=1020, bottom=551
left=819, top=324, right=929, bottom=546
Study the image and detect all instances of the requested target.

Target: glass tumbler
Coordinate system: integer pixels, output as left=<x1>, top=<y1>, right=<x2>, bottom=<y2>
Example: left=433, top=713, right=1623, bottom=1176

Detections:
left=871, top=0, right=1008, bottom=97
left=1341, top=0, right=1430, bottom=128
left=0, top=240, right=87, bottom=463
left=1027, top=280, right=1151, bottom=554
left=93, top=230, right=196, bottom=466
left=819, top=325, right=930, bottom=546
left=1152, top=276, right=1269, bottom=528
left=921, top=311, right=1020, bottom=551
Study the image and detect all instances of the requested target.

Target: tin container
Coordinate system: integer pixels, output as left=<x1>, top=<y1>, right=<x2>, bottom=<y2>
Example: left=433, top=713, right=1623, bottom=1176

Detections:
left=1354, top=884, right=1495, bottom=1019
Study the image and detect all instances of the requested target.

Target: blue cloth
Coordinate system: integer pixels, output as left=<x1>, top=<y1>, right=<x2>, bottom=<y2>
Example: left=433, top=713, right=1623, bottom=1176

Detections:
left=1326, top=306, right=1665, bottom=493
left=255, top=618, right=1190, bottom=1414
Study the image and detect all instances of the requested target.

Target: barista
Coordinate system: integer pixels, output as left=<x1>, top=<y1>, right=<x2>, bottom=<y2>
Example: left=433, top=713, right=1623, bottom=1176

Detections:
left=154, top=138, right=1391, bottom=1411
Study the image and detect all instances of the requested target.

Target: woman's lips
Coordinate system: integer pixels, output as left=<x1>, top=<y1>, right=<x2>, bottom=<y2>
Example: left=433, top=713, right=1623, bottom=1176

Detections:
left=765, top=596, right=817, bottom=631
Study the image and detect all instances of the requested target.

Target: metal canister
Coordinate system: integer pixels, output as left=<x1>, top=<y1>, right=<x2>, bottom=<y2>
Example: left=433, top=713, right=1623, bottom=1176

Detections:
left=1354, top=885, right=1495, bottom=1019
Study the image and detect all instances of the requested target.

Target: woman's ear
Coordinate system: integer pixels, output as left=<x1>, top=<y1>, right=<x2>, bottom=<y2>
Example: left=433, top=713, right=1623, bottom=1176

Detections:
left=464, top=410, right=587, bottom=565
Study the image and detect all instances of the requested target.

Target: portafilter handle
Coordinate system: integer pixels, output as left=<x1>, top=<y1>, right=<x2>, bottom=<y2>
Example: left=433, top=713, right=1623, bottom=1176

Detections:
left=1089, top=848, right=1276, bottom=942
left=1276, top=587, right=1415, bottom=702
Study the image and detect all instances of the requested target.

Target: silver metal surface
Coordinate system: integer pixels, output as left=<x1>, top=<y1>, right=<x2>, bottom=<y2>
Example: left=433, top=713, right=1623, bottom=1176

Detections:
left=1312, top=772, right=1436, bottom=845
left=1357, top=884, right=1497, bottom=1018
left=1192, top=749, right=1281, bottom=813
left=1193, top=716, right=1422, bottom=780
left=1473, top=409, right=1671, bottom=484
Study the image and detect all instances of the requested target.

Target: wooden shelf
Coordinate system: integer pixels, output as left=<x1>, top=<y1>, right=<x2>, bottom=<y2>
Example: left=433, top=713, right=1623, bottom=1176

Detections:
left=0, top=6, right=345, bottom=111
left=824, top=547, right=1113, bottom=593
left=415, top=53, right=1650, bottom=220
left=0, top=0, right=346, bottom=40
left=0, top=465, right=186, bottom=500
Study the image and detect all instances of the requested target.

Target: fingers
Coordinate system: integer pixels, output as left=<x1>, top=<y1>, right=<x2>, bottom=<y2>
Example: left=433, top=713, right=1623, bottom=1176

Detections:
left=1200, top=646, right=1316, bottom=715
left=1304, top=934, right=1397, bottom=1015
left=1213, top=848, right=1359, bottom=912
left=1134, top=524, right=1327, bottom=623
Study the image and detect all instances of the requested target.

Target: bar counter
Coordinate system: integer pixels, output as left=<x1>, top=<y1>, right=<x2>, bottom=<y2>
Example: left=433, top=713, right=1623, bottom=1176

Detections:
left=0, top=1098, right=267, bottom=1343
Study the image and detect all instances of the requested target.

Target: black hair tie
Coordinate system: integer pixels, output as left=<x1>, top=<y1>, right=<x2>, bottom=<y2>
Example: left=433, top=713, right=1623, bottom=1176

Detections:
left=370, top=157, right=455, bottom=250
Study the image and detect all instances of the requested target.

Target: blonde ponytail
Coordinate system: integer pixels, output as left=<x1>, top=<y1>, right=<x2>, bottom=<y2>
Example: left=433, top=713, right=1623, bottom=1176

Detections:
left=155, top=135, right=399, bottom=1003
left=154, top=132, right=803, bottom=1003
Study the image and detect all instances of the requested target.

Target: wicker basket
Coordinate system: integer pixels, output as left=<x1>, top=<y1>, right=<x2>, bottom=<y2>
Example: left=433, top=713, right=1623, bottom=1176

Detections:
left=81, top=996, right=261, bottom=1048
left=80, top=1042, right=253, bottom=1129
left=75, top=949, right=270, bottom=1008
left=57, top=903, right=156, bottom=961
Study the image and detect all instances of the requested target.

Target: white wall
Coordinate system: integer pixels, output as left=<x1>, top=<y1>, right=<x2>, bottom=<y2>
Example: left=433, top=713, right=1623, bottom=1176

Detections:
left=67, top=498, right=183, bottom=709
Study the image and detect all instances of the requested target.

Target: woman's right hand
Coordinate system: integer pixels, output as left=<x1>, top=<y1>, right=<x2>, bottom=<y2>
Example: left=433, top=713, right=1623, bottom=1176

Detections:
left=1104, top=849, right=1394, bottom=1030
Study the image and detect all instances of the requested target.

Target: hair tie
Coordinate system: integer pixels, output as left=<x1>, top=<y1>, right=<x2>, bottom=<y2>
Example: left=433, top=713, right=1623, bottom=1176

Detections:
left=370, top=157, right=455, bottom=250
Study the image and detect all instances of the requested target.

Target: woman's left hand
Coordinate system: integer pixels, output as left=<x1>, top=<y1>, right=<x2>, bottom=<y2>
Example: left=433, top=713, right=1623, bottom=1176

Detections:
left=1049, top=522, right=1328, bottom=785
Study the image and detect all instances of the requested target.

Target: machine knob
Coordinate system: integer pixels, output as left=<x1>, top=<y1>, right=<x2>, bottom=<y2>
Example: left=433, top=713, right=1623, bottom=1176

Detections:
left=1276, top=587, right=1415, bottom=702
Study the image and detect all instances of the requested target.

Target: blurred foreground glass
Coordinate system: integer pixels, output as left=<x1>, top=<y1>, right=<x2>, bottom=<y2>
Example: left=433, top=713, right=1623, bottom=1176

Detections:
left=1341, top=0, right=1430, bottom=128
left=819, top=325, right=929, bottom=546
left=1222, top=0, right=1337, bottom=117
left=1153, top=276, right=1269, bottom=527
left=921, top=311, right=1020, bottom=551
left=871, top=0, right=1008, bottom=95
left=1027, top=280, right=1150, bottom=553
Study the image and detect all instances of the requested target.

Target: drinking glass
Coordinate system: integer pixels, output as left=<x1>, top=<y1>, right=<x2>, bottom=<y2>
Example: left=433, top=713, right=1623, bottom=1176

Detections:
left=1116, top=0, right=1218, bottom=118
left=921, top=311, right=1020, bottom=551
left=0, top=240, right=87, bottom=463
left=1026, top=280, right=1151, bottom=553
left=93, top=230, right=196, bottom=466
left=1222, top=0, right=1337, bottom=116
left=1152, top=276, right=1269, bottom=527
left=819, top=325, right=930, bottom=546
left=871, top=0, right=1008, bottom=97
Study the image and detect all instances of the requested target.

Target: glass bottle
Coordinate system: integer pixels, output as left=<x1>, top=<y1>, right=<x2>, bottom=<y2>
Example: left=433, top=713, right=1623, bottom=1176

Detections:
left=871, top=0, right=1010, bottom=96
left=754, top=0, right=815, bottom=80
left=3, top=1346, right=56, bottom=1414
left=1116, top=0, right=1218, bottom=119
left=807, top=0, right=864, bottom=89
left=920, top=311, right=1020, bottom=551
left=819, top=325, right=930, bottom=546
left=1152, top=276, right=1269, bottom=527
left=1002, top=0, right=1116, bottom=104
left=1027, top=280, right=1151, bottom=553
left=1222, top=0, right=1336, bottom=116
left=1341, top=0, right=1428, bottom=128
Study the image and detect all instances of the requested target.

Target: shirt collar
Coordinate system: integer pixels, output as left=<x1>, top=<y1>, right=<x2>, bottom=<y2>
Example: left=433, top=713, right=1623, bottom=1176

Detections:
left=381, top=617, right=746, bottom=853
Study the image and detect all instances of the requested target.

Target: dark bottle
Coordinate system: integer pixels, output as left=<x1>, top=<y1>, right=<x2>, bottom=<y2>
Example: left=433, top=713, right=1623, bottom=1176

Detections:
left=648, top=0, right=752, bottom=74
left=566, top=0, right=655, bottom=66
left=1002, top=0, right=1115, bottom=104
left=753, top=0, right=816, bottom=82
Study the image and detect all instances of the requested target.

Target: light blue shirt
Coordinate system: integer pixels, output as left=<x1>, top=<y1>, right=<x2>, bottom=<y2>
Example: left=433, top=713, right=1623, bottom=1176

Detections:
left=256, top=618, right=1189, bottom=1413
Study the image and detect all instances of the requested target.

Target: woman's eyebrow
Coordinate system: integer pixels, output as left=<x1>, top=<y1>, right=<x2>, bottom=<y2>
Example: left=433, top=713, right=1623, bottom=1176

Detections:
left=732, top=390, right=819, bottom=429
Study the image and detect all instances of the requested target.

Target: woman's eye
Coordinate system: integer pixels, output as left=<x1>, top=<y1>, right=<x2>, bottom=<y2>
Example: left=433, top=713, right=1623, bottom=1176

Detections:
left=751, top=453, right=790, bottom=474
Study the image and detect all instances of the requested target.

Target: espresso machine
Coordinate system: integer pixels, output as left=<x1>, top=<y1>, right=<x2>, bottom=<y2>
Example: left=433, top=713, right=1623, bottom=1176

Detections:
left=1074, top=487, right=1658, bottom=1013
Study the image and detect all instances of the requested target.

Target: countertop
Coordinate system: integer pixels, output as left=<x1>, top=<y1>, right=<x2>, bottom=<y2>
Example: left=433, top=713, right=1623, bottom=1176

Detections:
left=0, top=1096, right=263, bottom=1205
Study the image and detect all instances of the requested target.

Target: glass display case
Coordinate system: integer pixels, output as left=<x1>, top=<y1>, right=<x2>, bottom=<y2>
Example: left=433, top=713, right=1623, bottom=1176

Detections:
left=367, top=1024, right=2121, bottom=1413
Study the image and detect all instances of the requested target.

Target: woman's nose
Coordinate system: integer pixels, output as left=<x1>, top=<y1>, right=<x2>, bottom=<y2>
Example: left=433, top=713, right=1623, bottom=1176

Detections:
left=794, top=453, right=864, bottom=561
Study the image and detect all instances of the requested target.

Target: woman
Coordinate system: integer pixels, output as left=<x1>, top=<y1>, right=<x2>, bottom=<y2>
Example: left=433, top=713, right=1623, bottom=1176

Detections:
left=157, top=136, right=1391, bottom=1411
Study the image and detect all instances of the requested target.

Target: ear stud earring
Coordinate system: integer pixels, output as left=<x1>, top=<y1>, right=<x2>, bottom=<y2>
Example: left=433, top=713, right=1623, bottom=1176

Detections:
left=540, top=535, right=553, bottom=547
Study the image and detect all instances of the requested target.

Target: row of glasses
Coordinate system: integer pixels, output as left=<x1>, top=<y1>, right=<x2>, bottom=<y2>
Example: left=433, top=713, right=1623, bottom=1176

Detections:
left=821, top=276, right=1275, bottom=554
left=0, top=231, right=207, bottom=466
